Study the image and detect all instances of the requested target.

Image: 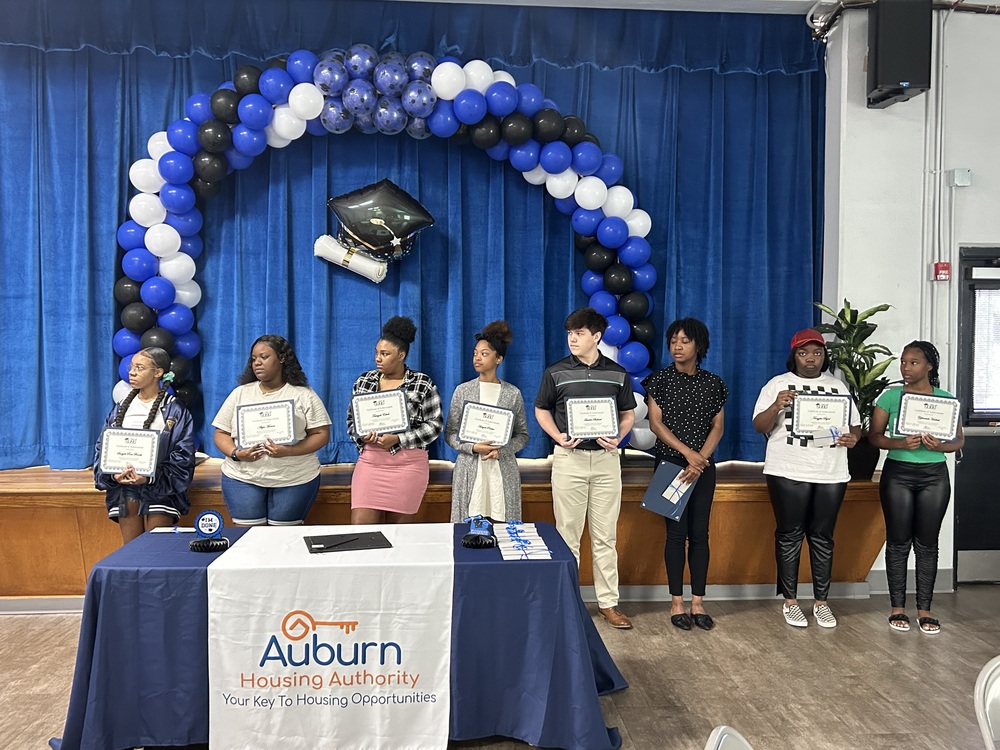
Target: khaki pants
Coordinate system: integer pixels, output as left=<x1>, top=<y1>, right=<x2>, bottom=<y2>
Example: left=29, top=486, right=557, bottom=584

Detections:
left=551, top=445, right=622, bottom=609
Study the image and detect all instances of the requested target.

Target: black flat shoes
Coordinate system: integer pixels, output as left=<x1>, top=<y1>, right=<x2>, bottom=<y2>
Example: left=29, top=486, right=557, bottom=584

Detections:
left=670, top=613, right=693, bottom=630
left=692, top=613, right=715, bottom=631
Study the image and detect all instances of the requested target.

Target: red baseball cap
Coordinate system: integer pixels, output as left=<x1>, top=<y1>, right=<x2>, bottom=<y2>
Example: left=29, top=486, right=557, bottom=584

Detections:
left=790, top=328, right=825, bottom=350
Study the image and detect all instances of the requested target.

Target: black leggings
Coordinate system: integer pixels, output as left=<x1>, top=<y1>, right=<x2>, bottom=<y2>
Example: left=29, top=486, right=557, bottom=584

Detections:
left=664, top=462, right=716, bottom=597
left=879, top=458, right=951, bottom=611
left=766, top=476, right=847, bottom=601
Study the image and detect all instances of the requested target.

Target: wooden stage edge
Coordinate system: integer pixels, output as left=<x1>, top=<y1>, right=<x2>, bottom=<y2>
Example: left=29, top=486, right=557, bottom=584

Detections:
left=0, top=460, right=886, bottom=598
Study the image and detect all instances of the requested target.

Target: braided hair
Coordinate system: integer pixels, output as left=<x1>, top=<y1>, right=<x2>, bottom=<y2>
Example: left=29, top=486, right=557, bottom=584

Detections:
left=475, top=320, right=512, bottom=359
left=238, top=335, right=309, bottom=386
left=113, top=347, right=172, bottom=429
left=903, top=340, right=941, bottom=388
left=380, top=316, right=417, bottom=357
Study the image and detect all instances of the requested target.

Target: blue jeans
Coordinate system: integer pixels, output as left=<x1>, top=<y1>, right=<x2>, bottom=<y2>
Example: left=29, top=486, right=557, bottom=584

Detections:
left=221, top=474, right=321, bottom=525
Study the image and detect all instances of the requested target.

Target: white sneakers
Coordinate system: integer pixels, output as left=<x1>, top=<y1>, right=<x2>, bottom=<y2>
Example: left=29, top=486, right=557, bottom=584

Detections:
left=782, top=602, right=838, bottom=628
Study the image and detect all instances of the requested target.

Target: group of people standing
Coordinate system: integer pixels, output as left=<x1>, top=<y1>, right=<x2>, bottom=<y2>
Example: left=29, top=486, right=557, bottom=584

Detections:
left=94, top=310, right=963, bottom=635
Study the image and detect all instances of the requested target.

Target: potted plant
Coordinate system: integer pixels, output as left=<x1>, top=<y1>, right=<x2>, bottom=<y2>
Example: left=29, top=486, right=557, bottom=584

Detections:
left=813, top=299, right=896, bottom=480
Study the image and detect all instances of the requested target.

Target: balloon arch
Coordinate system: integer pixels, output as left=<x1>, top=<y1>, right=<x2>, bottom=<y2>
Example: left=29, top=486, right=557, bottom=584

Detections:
left=111, top=44, right=657, bottom=448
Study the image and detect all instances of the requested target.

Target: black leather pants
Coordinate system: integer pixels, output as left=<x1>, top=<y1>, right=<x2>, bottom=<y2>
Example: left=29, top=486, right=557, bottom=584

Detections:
left=766, top=475, right=847, bottom=601
left=880, top=458, right=951, bottom=611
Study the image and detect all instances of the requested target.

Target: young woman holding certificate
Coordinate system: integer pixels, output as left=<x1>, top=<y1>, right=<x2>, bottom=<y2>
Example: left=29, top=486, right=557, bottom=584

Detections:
left=348, top=316, right=443, bottom=524
left=94, top=347, right=195, bottom=543
left=869, top=341, right=964, bottom=634
left=212, top=335, right=331, bottom=526
left=444, top=321, right=529, bottom=523
left=642, top=318, right=728, bottom=631
left=752, top=328, right=860, bottom=629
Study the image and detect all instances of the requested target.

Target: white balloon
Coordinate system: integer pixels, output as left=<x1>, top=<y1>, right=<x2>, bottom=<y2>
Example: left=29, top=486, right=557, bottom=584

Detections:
left=463, top=60, right=495, bottom=94
left=158, top=252, right=197, bottom=284
left=545, top=169, right=579, bottom=200
left=629, top=423, right=656, bottom=451
left=264, top=124, right=292, bottom=148
left=492, top=70, right=516, bottom=86
left=602, top=185, right=635, bottom=219
left=633, top=396, right=648, bottom=422
left=574, top=175, right=609, bottom=211
left=429, top=62, right=465, bottom=101
left=597, top=340, right=619, bottom=362
left=288, top=82, right=325, bottom=120
left=147, top=131, right=171, bottom=160
left=144, top=223, right=182, bottom=257
left=129, top=159, right=165, bottom=194
left=522, top=164, right=549, bottom=186
left=625, top=208, right=652, bottom=238
left=128, top=193, right=167, bottom=228
left=271, top=105, right=307, bottom=140
left=113, top=379, right=133, bottom=403
left=173, top=279, right=203, bottom=308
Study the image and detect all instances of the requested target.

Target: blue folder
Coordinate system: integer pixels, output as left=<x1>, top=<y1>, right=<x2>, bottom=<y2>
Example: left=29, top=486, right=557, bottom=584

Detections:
left=640, top=461, right=698, bottom=522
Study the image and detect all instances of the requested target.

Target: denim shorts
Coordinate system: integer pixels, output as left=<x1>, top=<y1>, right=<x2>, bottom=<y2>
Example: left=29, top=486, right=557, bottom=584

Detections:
left=221, top=474, right=321, bottom=525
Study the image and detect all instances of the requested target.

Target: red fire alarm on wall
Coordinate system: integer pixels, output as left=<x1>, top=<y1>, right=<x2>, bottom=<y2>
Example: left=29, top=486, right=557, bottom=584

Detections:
left=931, top=261, right=951, bottom=282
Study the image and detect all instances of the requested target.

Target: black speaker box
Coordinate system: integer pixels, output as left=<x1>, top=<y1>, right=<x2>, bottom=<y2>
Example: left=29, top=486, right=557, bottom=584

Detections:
left=867, top=0, right=932, bottom=109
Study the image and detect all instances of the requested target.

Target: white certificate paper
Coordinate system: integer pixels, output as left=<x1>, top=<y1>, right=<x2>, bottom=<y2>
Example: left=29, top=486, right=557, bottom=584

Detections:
left=458, top=402, right=515, bottom=446
left=352, top=390, right=410, bottom=434
left=236, top=400, right=295, bottom=448
left=566, top=397, right=619, bottom=440
left=100, top=428, right=160, bottom=478
left=896, top=393, right=960, bottom=440
left=790, top=393, right=851, bottom=440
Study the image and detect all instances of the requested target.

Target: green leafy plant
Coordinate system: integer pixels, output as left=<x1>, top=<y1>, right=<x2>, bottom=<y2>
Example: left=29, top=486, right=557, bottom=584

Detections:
left=813, top=299, right=896, bottom=432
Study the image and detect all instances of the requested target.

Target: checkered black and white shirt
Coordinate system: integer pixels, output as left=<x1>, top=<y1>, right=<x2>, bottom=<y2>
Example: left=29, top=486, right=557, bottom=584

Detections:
left=347, top=368, right=443, bottom=455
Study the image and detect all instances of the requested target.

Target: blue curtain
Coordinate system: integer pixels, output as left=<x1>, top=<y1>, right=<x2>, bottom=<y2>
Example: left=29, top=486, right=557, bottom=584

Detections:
left=0, top=2, right=824, bottom=468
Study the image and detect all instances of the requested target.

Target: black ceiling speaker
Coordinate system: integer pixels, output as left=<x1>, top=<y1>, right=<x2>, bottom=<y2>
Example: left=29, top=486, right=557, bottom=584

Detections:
left=867, top=0, right=932, bottom=109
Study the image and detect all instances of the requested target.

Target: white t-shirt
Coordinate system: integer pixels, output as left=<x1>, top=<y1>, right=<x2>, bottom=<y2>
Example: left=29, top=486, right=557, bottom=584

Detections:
left=120, top=394, right=166, bottom=431
left=752, top=372, right=860, bottom=483
left=213, top=382, right=332, bottom=487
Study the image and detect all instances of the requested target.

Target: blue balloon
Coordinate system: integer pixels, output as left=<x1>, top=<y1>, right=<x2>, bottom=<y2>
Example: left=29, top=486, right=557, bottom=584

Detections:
left=379, top=51, right=407, bottom=67
left=452, top=89, right=487, bottom=125
left=373, top=61, right=408, bottom=96
left=597, top=217, right=629, bottom=249
left=174, top=330, right=202, bottom=359
left=374, top=96, right=408, bottom=135
left=165, top=208, right=203, bottom=237
left=589, top=291, right=618, bottom=317
left=353, top=111, right=378, bottom=135
left=580, top=270, right=604, bottom=297
left=157, top=151, right=194, bottom=185
left=286, top=49, right=319, bottom=84
left=258, top=68, right=295, bottom=105
left=140, top=276, right=176, bottom=310
left=632, top=263, right=658, bottom=292
left=342, top=79, right=377, bottom=116
left=618, top=236, right=652, bottom=268
left=571, top=142, right=603, bottom=176
left=166, top=119, right=200, bottom=156
left=305, top=117, right=327, bottom=136
left=571, top=207, right=604, bottom=237
left=122, top=248, right=158, bottom=282
left=313, top=59, right=349, bottom=96
left=345, top=44, right=378, bottom=79
left=630, top=369, right=652, bottom=396
left=427, top=100, right=459, bottom=138
left=485, top=140, right=510, bottom=161
left=223, top=147, right=254, bottom=170
left=539, top=141, right=572, bottom=174
left=618, top=341, right=650, bottom=373
left=184, top=93, right=213, bottom=125
left=485, top=82, right=518, bottom=118
left=158, top=303, right=195, bottom=336
left=595, top=153, right=624, bottom=186
left=603, top=315, right=631, bottom=347
left=219, top=81, right=236, bottom=92
left=405, top=116, right=431, bottom=140
left=554, top=195, right=578, bottom=216
left=232, top=124, right=268, bottom=156
left=320, top=97, right=355, bottom=134
left=179, top=235, right=203, bottom=260
left=112, top=328, right=142, bottom=358
left=541, top=97, right=561, bottom=113
left=437, top=55, right=462, bottom=65
left=516, top=83, right=544, bottom=117
left=119, top=354, right=135, bottom=383
left=406, top=51, right=436, bottom=82
left=508, top=139, right=540, bottom=172
left=117, top=220, right=146, bottom=251
left=401, top=81, right=436, bottom=119
left=160, top=183, right=196, bottom=214
left=238, top=94, right=273, bottom=130
left=644, top=292, right=655, bottom=315
left=320, top=48, right=346, bottom=63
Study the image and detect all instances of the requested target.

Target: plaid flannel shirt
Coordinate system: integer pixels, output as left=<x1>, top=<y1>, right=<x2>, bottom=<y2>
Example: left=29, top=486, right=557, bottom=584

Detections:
left=347, top=368, right=443, bottom=455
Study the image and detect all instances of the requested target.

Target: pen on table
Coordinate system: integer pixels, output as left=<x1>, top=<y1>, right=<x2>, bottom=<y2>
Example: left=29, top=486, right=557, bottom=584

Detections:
left=315, top=537, right=360, bottom=550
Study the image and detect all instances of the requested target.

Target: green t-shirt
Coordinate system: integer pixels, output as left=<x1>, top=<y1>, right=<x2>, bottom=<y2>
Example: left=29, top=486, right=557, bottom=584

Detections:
left=875, top=386, right=954, bottom=464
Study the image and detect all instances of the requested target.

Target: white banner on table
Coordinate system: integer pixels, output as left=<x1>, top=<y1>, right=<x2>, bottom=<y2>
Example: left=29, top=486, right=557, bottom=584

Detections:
left=207, top=524, right=454, bottom=750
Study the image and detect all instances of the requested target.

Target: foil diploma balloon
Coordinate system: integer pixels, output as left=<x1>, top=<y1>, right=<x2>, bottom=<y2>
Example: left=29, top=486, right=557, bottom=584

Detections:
left=326, top=179, right=434, bottom=262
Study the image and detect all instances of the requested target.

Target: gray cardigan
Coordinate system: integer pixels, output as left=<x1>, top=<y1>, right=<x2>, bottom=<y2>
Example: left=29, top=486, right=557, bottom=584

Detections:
left=444, top=378, right=530, bottom=523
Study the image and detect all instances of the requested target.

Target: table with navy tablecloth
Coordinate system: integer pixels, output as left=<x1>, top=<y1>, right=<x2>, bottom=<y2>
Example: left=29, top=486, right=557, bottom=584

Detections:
left=53, top=522, right=626, bottom=750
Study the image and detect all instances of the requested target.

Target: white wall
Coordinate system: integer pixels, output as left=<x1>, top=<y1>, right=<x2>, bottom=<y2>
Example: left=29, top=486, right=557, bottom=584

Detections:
left=824, top=11, right=1000, bottom=579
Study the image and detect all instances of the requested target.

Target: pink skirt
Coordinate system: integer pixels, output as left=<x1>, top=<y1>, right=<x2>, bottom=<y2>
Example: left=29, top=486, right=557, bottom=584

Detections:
left=351, top=446, right=429, bottom=514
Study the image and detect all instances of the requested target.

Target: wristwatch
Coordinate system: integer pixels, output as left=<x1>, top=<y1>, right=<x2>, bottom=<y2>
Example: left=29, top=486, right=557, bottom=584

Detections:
left=230, top=448, right=241, bottom=462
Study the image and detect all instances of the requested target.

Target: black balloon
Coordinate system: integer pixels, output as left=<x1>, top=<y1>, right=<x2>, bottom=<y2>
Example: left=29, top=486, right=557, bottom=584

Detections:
left=193, top=150, right=228, bottom=183
left=603, top=263, right=634, bottom=295
left=531, top=108, right=565, bottom=144
left=121, top=302, right=155, bottom=334
left=618, top=291, right=651, bottom=323
left=327, top=179, right=435, bottom=262
left=266, top=57, right=287, bottom=70
left=562, top=116, right=587, bottom=147
left=469, top=115, right=501, bottom=149
left=141, top=327, right=175, bottom=353
left=114, top=277, right=142, bottom=306
left=190, top=176, right=222, bottom=202
left=172, top=383, right=199, bottom=406
left=500, top=112, right=532, bottom=146
left=233, top=66, right=262, bottom=97
left=584, top=243, right=616, bottom=273
left=574, top=233, right=595, bottom=251
left=198, top=119, right=233, bottom=153
left=630, top=318, right=657, bottom=346
left=582, top=132, right=601, bottom=148
left=451, top=124, right=470, bottom=145
left=169, top=355, right=191, bottom=384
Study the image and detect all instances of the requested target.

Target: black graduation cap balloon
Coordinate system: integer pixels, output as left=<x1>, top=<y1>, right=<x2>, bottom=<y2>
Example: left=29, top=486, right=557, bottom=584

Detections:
left=327, top=179, right=434, bottom=262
